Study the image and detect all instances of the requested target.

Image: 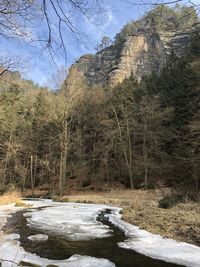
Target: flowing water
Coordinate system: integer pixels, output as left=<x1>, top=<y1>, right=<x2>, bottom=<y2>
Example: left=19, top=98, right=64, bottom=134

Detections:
left=4, top=207, right=185, bottom=267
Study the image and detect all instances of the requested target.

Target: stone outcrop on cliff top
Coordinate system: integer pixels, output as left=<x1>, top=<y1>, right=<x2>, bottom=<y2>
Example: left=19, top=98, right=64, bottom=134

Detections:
left=64, top=29, right=190, bottom=90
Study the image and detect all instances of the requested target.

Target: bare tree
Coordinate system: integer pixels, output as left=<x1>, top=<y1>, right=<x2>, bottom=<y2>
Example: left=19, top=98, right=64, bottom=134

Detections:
left=107, top=80, right=137, bottom=190
left=0, top=56, right=27, bottom=77
left=0, top=1, right=104, bottom=58
left=187, top=112, right=200, bottom=191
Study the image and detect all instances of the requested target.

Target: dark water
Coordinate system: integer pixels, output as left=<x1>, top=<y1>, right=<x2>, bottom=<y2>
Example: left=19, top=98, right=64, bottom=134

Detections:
left=4, top=208, right=185, bottom=267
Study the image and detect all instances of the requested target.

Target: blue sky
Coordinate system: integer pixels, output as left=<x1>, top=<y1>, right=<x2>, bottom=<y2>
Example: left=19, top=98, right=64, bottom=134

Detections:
left=0, top=0, right=198, bottom=88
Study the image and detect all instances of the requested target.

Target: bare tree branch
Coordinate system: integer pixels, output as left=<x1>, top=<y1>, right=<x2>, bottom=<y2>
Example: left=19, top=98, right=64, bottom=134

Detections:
left=0, top=0, right=104, bottom=58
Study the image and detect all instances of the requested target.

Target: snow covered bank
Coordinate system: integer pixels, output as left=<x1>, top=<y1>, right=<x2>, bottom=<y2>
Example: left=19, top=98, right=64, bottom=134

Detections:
left=109, top=209, right=200, bottom=267
left=0, top=204, right=22, bottom=242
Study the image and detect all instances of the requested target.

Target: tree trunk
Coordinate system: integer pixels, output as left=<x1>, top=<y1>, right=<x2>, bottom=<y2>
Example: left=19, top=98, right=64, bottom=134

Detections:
left=143, top=119, right=148, bottom=190
left=112, top=106, right=134, bottom=189
left=59, top=140, right=63, bottom=196
left=30, top=154, right=34, bottom=196
left=3, top=130, right=13, bottom=185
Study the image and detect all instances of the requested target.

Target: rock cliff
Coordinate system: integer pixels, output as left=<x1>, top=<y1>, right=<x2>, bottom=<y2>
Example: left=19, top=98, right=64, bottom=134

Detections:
left=63, top=29, right=191, bottom=90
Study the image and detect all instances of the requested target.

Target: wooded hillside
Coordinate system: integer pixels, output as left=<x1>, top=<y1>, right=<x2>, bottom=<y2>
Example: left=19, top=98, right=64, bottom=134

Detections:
left=0, top=17, right=199, bottom=198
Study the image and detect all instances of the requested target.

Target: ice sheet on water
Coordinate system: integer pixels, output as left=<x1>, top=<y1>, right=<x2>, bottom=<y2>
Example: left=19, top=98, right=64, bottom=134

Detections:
left=0, top=240, right=116, bottom=267
left=25, top=200, right=200, bottom=266
left=23, top=253, right=116, bottom=267
left=0, top=240, right=24, bottom=267
left=108, top=210, right=200, bottom=267
left=28, top=233, right=48, bottom=242
left=26, top=201, right=113, bottom=241
left=3, top=233, right=20, bottom=241
left=0, top=201, right=116, bottom=267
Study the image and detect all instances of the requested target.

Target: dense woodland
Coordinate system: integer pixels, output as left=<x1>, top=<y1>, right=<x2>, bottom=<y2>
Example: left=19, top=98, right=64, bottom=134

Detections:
left=0, top=5, right=199, bottom=197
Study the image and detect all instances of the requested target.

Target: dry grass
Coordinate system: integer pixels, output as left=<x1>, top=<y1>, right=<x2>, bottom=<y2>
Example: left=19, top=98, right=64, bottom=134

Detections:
left=0, top=190, right=22, bottom=205
left=65, top=189, right=161, bottom=204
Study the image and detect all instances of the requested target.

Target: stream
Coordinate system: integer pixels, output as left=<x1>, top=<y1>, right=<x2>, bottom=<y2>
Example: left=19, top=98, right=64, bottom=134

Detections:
left=4, top=206, right=184, bottom=267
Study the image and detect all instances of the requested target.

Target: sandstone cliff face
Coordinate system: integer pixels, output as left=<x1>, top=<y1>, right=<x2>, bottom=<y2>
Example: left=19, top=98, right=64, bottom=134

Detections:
left=64, top=30, right=190, bottom=90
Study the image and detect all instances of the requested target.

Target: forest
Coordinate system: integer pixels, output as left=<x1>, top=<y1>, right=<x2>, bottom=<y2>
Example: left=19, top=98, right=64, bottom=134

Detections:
left=0, top=4, right=199, bottom=199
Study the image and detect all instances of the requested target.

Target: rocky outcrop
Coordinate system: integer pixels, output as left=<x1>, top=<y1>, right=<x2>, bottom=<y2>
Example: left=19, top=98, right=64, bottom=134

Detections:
left=159, top=30, right=191, bottom=56
left=64, top=29, right=190, bottom=90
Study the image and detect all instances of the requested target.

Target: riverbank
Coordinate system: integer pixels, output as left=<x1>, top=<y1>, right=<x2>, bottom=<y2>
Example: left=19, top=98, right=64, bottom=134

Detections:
left=56, top=189, right=200, bottom=246
left=1, top=188, right=200, bottom=247
left=0, top=194, right=200, bottom=266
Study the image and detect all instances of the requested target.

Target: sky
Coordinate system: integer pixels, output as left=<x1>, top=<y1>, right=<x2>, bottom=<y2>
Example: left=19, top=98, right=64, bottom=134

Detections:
left=0, top=0, right=199, bottom=88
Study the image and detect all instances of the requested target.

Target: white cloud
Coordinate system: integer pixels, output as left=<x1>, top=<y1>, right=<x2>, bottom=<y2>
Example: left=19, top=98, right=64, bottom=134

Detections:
left=102, top=6, right=114, bottom=31
left=83, top=5, right=114, bottom=41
